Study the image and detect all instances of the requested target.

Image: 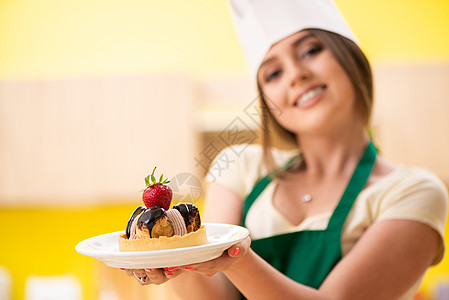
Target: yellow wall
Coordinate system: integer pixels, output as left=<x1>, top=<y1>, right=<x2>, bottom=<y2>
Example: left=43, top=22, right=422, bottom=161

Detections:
left=337, top=0, right=449, bottom=63
left=0, top=0, right=448, bottom=80
left=0, top=201, right=205, bottom=300
left=0, top=204, right=137, bottom=300
left=0, top=0, right=246, bottom=80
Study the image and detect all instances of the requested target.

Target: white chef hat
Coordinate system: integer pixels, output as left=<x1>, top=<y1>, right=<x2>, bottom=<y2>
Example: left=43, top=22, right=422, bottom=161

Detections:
left=228, top=0, right=357, bottom=81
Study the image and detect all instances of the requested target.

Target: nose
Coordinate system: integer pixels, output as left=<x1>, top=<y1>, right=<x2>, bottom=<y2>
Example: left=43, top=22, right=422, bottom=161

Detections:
left=288, top=63, right=310, bottom=87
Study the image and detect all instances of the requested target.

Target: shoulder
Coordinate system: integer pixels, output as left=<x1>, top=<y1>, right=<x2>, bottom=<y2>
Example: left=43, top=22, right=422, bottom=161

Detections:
left=208, top=144, right=298, bottom=176
left=388, top=165, right=447, bottom=195
left=370, top=156, right=446, bottom=199
left=374, top=164, right=448, bottom=208
left=205, top=144, right=263, bottom=198
left=208, top=143, right=264, bottom=173
left=371, top=164, right=448, bottom=237
left=206, top=144, right=298, bottom=197
left=369, top=165, right=448, bottom=264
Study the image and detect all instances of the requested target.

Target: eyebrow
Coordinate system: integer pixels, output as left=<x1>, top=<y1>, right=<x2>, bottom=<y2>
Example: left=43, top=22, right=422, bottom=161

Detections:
left=259, top=33, right=315, bottom=70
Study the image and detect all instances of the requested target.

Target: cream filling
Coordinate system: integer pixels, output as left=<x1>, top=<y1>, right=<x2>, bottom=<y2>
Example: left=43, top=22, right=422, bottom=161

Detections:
left=166, top=209, right=187, bottom=236
left=130, top=211, right=144, bottom=240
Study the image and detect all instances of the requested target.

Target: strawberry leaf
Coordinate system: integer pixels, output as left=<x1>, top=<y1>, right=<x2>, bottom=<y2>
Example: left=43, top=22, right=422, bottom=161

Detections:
left=143, top=167, right=171, bottom=189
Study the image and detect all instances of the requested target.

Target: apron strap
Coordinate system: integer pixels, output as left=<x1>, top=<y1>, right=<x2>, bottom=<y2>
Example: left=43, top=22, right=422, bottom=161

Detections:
left=326, top=141, right=377, bottom=230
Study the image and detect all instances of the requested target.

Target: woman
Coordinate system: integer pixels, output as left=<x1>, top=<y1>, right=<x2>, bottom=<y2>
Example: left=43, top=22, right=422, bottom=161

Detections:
left=126, top=1, right=448, bottom=299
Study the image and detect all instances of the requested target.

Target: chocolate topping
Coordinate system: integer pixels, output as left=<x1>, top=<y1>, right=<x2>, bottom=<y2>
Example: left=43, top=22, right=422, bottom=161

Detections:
left=126, top=206, right=146, bottom=239
left=137, top=206, right=167, bottom=238
left=173, top=203, right=201, bottom=233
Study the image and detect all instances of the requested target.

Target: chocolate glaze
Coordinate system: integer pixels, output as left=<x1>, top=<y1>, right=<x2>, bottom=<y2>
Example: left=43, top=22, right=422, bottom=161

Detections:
left=126, top=206, right=146, bottom=239
left=173, top=203, right=201, bottom=231
left=137, top=206, right=166, bottom=238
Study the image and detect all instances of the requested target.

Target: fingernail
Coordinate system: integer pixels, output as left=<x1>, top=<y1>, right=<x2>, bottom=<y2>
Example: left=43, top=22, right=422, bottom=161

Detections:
left=145, top=268, right=152, bottom=272
left=167, top=267, right=178, bottom=271
left=231, top=247, right=240, bottom=257
left=184, top=266, right=194, bottom=270
left=166, top=272, right=173, bottom=276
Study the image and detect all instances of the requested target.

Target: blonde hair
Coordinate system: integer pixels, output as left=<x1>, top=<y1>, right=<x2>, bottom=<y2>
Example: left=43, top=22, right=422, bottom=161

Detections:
left=258, top=29, right=374, bottom=176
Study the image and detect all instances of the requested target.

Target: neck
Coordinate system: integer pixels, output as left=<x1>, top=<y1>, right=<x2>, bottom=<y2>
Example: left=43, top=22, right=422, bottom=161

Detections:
left=296, top=128, right=370, bottom=178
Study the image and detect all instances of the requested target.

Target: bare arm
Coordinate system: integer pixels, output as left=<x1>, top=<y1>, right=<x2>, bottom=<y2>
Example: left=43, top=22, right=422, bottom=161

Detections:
left=224, top=219, right=440, bottom=299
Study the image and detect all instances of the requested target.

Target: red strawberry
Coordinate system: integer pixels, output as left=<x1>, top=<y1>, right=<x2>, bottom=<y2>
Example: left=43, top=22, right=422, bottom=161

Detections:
left=142, top=167, right=173, bottom=210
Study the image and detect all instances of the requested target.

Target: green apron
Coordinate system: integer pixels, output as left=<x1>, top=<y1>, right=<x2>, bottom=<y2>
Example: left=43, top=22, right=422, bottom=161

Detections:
left=242, top=141, right=376, bottom=289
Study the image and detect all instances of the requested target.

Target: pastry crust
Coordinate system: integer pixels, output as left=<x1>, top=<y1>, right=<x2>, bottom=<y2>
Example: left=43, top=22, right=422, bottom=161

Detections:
left=118, top=225, right=208, bottom=251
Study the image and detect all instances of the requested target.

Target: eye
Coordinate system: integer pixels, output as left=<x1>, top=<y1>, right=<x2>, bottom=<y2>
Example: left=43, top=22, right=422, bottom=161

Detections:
left=300, top=44, right=323, bottom=59
left=264, top=69, right=283, bottom=83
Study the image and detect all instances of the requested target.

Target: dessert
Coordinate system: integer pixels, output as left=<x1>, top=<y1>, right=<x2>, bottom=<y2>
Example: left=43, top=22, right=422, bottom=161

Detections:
left=119, top=168, right=208, bottom=251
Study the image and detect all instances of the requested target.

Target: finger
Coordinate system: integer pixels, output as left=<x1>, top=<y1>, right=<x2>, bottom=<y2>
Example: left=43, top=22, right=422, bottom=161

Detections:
left=227, top=237, right=251, bottom=258
left=162, top=266, right=178, bottom=277
left=130, top=269, right=150, bottom=286
left=179, top=250, right=239, bottom=277
left=227, top=245, right=240, bottom=257
left=133, top=269, right=147, bottom=277
left=146, top=268, right=170, bottom=285
left=181, top=264, right=195, bottom=271
left=192, top=262, right=221, bottom=278
left=133, top=273, right=148, bottom=285
left=163, top=268, right=183, bottom=279
left=184, top=257, right=220, bottom=274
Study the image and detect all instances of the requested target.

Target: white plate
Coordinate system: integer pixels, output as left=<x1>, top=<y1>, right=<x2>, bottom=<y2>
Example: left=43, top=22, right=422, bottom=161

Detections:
left=76, top=223, right=249, bottom=269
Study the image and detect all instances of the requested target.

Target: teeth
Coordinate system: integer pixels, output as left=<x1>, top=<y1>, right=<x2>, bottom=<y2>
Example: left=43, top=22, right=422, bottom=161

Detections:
left=296, top=86, right=324, bottom=106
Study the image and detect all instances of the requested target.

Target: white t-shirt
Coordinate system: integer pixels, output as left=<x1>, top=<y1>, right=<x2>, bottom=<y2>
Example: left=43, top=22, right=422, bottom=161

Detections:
left=206, top=144, right=448, bottom=300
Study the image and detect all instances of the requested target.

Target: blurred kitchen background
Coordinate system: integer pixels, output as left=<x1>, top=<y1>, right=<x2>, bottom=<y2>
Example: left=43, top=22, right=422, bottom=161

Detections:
left=0, top=0, right=448, bottom=299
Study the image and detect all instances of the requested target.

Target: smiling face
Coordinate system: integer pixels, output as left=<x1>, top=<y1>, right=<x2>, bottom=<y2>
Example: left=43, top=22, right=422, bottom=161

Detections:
left=257, top=30, right=361, bottom=137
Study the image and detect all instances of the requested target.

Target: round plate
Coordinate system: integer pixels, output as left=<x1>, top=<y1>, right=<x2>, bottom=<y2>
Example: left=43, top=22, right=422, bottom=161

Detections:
left=75, top=223, right=249, bottom=269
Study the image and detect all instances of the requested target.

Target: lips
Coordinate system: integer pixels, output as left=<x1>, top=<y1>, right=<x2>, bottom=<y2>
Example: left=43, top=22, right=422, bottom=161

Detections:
left=294, top=85, right=326, bottom=107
